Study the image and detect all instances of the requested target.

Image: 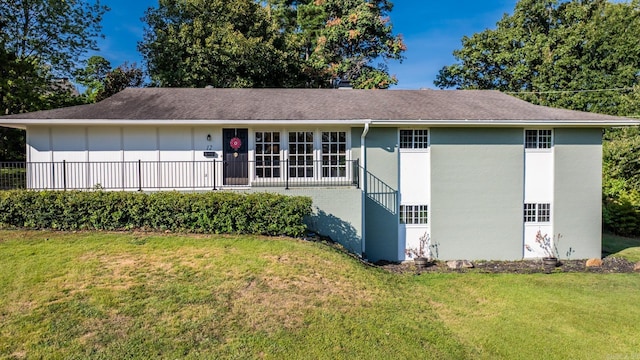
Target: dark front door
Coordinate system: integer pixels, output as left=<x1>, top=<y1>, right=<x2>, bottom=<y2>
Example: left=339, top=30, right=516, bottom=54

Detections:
left=223, top=128, right=249, bottom=185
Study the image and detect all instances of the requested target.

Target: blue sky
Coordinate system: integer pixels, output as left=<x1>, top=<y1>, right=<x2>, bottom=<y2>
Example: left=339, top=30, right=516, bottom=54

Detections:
left=95, top=0, right=519, bottom=89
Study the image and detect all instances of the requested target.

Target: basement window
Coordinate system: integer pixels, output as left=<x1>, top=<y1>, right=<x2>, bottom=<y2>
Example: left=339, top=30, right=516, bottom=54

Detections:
left=524, top=203, right=551, bottom=223
left=400, top=205, right=428, bottom=224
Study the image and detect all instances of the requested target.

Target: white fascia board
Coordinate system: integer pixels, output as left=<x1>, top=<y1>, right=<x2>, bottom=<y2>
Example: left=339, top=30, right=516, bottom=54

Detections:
left=0, top=119, right=368, bottom=126
left=3, top=118, right=639, bottom=127
left=0, top=123, right=27, bottom=130
left=370, top=119, right=640, bottom=127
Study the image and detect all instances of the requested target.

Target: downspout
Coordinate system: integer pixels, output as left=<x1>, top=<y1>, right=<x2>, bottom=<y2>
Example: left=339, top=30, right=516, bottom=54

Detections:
left=360, top=120, right=371, bottom=258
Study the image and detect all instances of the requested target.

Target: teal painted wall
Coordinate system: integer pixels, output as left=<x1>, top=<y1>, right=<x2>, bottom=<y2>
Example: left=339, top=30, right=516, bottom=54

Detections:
left=553, top=128, right=602, bottom=259
left=363, top=127, right=399, bottom=262
left=251, top=188, right=363, bottom=254
left=430, top=128, right=524, bottom=260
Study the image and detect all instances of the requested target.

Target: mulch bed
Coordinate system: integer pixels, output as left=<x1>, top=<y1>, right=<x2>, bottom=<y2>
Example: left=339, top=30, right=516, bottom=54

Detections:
left=378, top=257, right=639, bottom=274
left=305, top=234, right=638, bottom=274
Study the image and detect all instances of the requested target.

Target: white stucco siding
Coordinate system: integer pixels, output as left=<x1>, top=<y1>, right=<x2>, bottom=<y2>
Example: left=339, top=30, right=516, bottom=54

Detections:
left=158, top=127, right=194, bottom=188
left=122, top=127, right=159, bottom=188
left=193, top=128, right=222, bottom=161
left=88, top=127, right=122, bottom=161
left=87, top=127, right=123, bottom=188
left=191, top=128, right=219, bottom=188
left=51, top=127, right=87, bottom=162
left=50, top=127, right=87, bottom=188
left=399, top=150, right=431, bottom=260
left=399, top=152, right=430, bottom=204
left=523, top=149, right=554, bottom=259
left=123, top=127, right=159, bottom=161
left=26, top=126, right=51, bottom=162
left=25, top=126, right=53, bottom=188
left=159, top=127, right=192, bottom=161
left=524, top=151, right=554, bottom=203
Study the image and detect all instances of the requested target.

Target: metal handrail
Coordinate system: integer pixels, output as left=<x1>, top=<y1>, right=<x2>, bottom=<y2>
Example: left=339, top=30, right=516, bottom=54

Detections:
left=0, top=160, right=360, bottom=191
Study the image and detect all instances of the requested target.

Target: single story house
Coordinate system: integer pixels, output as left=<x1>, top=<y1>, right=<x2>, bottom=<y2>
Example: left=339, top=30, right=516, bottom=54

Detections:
left=1, top=88, right=637, bottom=262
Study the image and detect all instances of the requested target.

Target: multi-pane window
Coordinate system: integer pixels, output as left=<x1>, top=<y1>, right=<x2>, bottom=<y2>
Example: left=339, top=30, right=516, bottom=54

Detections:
left=525, top=130, right=552, bottom=149
left=255, top=132, right=280, bottom=178
left=400, top=205, right=428, bottom=224
left=322, top=131, right=347, bottom=178
left=289, top=131, right=314, bottom=178
left=524, top=203, right=551, bottom=223
left=400, top=129, right=429, bottom=149
left=537, top=203, right=551, bottom=222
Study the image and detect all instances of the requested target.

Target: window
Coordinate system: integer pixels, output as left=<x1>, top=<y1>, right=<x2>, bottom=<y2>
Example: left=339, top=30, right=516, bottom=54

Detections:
left=400, top=205, right=428, bottom=224
left=537, top=203, right=551, bottom=222
left=322, top=131, right=347, bottom=177
left=289, top=131, right=314, bottom=178
left=400, top=129, right=429, bottom=149
left=255, top=132, right=280, bottom=178
left=525, top=130, right=552, bottom=149
left=524, top=203, right=551, bottom=223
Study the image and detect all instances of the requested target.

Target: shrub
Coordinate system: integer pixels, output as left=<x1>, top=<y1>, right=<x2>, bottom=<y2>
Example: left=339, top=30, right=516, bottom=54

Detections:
left=0, top=190, right=312, bottom=237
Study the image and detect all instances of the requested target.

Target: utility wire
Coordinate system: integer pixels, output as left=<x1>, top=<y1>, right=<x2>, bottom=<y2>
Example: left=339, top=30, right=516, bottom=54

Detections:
left=505, top=87, right=636, bottom=95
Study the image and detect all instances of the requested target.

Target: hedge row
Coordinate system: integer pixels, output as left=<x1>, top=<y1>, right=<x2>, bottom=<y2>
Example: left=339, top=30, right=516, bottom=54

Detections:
left=0, top=190, right=312, bottom=237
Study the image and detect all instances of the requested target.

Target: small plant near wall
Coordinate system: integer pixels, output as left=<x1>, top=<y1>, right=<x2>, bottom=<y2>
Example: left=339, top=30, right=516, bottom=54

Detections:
left=525, top=230, right=562, bottom=273
left=405, top=232, right=431, bottom=268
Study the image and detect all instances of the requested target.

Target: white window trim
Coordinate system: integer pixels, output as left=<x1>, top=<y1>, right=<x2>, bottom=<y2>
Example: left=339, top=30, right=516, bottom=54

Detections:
left=399, top=129, right=430, bottom=152
left=524, top=129, right=553, bottom=152
left=250, top=128, right=352, bottom=182
left=400, top=204, right=429, bottom=225
left=254, top=130, right=282, bottom=179
left=524, top=202, right=552, bottom=224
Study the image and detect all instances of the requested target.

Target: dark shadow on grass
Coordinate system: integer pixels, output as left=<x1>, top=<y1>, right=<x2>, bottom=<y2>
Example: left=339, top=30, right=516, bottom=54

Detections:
left=602, top=233, right=640, bottom=258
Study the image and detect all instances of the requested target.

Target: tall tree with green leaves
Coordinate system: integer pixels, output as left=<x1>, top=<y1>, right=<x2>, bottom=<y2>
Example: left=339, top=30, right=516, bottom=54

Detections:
left=273, top=0, right=406, bottom=88
left=139, top=0, right=405, bottom=89
left=435, top=0, right=640, bottom=117
left=96, top=62, right=144, bottom=101
left=75, top=56, right=144, bottom=102
left=75, top=55, right=113, bottom=101
left=0, top=0, right=109, bottom=79
left=139, top=0, right=297, bottom=88
left=0, top=0, right=108, bottom=161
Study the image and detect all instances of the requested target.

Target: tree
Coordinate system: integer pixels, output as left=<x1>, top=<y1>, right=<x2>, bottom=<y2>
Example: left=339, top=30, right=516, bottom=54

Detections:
left=435, top=0, right=640, bottom=116
left=276, top=0, right=406, bottom=88
left=75, top=55, right=113, bottom=101
left=139, top=0, right=406, bottom=89
left=0, top=0, right=108, bottom=111
left=0, top=0, right=108, bottom=161
left=139, top=0, right=296, bottom=88
left=0, top=0, right=109, bottom=78
left=96, top=62, right=144, bottom=101
left=75, top=56, right=144, bottom=102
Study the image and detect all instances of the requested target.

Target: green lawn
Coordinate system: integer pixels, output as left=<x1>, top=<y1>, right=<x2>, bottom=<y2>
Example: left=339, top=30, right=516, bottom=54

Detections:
left=0, top=230, right=639, bottom=359
left=602, top=233, right=640, bottom=262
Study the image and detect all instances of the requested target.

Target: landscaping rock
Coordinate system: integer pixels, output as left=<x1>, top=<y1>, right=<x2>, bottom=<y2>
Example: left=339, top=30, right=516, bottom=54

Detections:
left=380, top=258, right=637, bottom=274
left=446, top=260, right=474, bottom=269
left=585, top=258, right=603, bottom=267
left=634, top=262, right=640, bottom=272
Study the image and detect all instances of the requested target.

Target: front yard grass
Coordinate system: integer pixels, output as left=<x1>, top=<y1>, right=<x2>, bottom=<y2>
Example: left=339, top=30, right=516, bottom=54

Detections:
left=603, top=233, right=640, bottom=262
left=1, top=230, right=639, bottom=359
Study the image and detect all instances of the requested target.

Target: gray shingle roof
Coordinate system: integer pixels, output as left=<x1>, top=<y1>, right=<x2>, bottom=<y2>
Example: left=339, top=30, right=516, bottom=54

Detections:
left=0, top=88, right=635, bottom=124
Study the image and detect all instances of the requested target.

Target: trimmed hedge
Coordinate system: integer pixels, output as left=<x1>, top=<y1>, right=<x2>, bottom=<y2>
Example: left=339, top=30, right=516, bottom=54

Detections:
left=0, top=190, right=312, bottom=237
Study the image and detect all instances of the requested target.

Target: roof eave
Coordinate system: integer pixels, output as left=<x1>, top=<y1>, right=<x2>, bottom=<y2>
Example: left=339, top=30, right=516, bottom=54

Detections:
left=2, top=118, right=638, bottom=127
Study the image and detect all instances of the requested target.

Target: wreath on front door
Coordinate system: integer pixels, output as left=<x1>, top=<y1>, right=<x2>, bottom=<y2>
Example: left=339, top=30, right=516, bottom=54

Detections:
left=230, top=137, right=242, bottom=150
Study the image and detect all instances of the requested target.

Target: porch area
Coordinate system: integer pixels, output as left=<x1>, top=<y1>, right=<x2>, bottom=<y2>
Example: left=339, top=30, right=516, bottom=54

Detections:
left=0, top=160, right=360, bottom=191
